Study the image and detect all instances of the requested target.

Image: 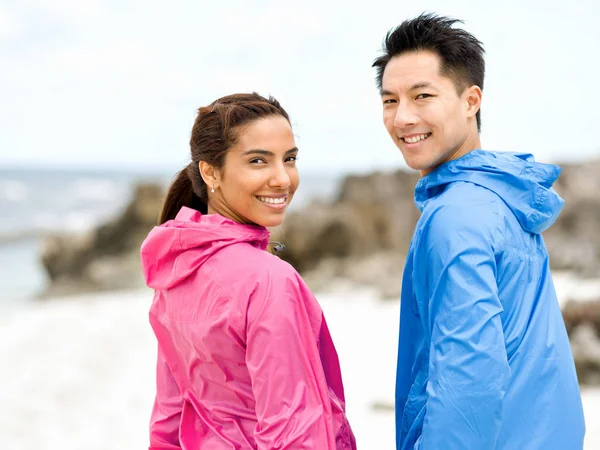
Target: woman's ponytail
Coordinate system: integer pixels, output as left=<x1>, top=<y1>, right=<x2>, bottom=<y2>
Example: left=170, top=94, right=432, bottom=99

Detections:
left=158, top=163, right=207, bottom=224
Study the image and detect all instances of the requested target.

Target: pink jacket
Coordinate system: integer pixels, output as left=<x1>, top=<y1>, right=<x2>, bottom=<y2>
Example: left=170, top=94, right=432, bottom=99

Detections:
left=140, top=207, right=356, bottom=449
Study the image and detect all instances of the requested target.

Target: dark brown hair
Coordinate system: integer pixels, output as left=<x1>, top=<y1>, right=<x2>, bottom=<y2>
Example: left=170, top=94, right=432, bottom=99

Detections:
left=159, top=92, right=291, bottom=224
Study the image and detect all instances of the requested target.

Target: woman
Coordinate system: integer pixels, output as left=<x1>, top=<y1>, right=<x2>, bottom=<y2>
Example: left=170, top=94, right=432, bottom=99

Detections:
left=140, top=92, right=356, bottom=449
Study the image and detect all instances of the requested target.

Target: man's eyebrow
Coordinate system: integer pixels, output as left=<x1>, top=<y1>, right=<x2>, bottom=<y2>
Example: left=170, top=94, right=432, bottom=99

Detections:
left=380, top=83, right=435, bottom=96
left=409, top=82, right=433, bottom=90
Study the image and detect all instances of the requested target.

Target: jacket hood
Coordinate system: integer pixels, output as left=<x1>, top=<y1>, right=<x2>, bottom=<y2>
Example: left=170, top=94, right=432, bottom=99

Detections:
left=415, top=150, right=565, bottom=234
left=140, top=207, right=270, bottom=290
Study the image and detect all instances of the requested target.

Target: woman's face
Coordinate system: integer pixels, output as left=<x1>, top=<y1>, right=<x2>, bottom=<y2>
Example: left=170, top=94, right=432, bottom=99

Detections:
left=208, top=115, right=299, bottom=228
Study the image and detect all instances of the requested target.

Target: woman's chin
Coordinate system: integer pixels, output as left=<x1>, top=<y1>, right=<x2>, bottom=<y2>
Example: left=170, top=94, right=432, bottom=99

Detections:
left=255, top=214, right=286, bottom=229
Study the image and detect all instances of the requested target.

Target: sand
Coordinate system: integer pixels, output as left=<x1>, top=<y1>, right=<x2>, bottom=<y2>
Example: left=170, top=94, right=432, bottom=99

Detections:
left=0, top=278, right=598, bottom=449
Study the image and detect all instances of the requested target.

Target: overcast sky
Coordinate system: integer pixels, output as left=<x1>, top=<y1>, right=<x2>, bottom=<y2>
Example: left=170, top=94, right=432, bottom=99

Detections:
left=1, top=0, right=599, bottom=175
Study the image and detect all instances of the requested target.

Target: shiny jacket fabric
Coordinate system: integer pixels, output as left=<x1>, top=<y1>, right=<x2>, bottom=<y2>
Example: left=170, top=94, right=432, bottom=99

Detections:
left=396, top=150, right=585, bottom=449
left=141, top=207, right=355, bottom=450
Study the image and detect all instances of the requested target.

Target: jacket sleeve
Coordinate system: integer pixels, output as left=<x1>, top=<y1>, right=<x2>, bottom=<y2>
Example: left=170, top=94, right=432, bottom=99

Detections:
left=246, top=271, right=337, bottom=449
left=415, top=205, right=510, bottom=450
left=149, top=345, right=183, bottom=450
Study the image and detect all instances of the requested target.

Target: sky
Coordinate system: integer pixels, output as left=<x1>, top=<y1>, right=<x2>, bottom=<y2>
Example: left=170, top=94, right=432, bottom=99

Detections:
left=1, top=0, right=599, bottom=175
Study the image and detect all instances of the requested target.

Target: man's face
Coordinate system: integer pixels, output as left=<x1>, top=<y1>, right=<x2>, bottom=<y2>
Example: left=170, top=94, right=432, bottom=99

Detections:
left=381, top=50, right=481, bottom=174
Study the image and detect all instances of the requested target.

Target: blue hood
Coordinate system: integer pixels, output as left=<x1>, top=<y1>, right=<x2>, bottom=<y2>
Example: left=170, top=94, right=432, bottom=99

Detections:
left=414, top=150, right=565, bottom=234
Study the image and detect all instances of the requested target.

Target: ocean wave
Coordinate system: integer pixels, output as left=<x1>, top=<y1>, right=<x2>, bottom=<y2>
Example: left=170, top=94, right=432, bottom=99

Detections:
left=0, top=210, right=122, bottom=245
left=0, top=180, right=28, bottom=202
left=70, top=178, right=122, bottom=202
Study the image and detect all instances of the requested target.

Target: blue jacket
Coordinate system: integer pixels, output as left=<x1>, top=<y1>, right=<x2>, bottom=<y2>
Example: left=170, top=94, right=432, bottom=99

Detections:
left=396, top=150, right=585, bottom=450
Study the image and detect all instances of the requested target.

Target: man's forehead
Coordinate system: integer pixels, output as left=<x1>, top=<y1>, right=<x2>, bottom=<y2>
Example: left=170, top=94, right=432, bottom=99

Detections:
left=382, top=51, right=441, bottom=78
left=381, top=55, right=447, bottom=93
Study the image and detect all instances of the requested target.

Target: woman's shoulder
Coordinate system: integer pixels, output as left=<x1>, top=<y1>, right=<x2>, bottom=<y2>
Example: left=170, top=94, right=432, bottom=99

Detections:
left=210, top=242, right=301, bottom=286
left=203, top=242, right=319, bottom=319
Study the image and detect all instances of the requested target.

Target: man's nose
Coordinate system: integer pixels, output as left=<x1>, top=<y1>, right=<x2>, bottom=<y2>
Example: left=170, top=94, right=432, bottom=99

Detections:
left=394, top=102, right=417, bottom=128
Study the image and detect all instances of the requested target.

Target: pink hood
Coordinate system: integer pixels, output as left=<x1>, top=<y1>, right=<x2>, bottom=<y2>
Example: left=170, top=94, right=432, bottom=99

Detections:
left=140, top=207, right=356, bottom=450
left=141, top=207, right=270, bottom=290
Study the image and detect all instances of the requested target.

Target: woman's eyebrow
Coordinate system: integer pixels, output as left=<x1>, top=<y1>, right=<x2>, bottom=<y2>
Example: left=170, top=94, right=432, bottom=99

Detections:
left=242, top=147, right=298, bottom=156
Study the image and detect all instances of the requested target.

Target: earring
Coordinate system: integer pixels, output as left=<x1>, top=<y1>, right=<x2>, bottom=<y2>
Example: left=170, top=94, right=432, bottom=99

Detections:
left=211, top=186, right=215, bottom=193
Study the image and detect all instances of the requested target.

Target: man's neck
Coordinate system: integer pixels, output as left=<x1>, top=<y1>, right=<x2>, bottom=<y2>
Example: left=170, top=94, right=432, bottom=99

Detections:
left=420, top=133, right=481, bottom=177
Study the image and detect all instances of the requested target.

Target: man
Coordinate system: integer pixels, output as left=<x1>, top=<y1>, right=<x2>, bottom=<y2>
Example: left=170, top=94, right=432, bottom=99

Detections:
left=372, top=13, right=585, bottom=450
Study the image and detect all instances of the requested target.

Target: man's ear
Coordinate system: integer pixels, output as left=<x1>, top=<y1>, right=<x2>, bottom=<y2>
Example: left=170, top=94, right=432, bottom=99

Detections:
left=465, top=85, right=482, bottom=118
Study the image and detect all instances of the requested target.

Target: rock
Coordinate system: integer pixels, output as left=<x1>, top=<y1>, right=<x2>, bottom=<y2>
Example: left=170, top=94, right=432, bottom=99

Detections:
left=544, top=160, right=600, bottom=277
left=41, top=232, right=96, bottom=281
left=337, top=170, right=421, bottom=251
left=300, top=252, right=406, bottom=299
left=40, top=183, right=164, bottom=298
left=570, top=324, right=600, bottom=385
left=36, top=157, right=600, bottom=301
left=272, top=158, right=600, bottom=297
left=271, top=202, right=392, bottom=273
left=562, top=299, right=600, bottom=385
left=370, top=401, right=395, bottom=412
left=562, top=299, right=600, bottom=336
left=271, top=169, right=420, bottom=297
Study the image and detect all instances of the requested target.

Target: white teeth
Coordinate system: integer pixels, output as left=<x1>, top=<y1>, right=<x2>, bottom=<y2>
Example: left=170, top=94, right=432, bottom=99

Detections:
left=257, top=196, right=286, bottom=204
left=404, top=133, right=429, bottom=143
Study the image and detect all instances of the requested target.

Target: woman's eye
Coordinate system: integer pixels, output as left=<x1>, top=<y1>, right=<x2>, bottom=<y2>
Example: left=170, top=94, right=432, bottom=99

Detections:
left=250, top=158, right=266, bottom=164
left=285, top=156, right=298, bottom=163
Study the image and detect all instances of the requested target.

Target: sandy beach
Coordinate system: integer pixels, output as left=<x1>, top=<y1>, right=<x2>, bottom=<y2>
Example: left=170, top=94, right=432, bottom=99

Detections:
left=0, top=281, right=598, bottom=449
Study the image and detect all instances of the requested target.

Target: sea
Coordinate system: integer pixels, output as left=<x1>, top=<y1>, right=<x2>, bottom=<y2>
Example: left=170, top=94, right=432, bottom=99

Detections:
left=0, top=166, right=341, bottom=305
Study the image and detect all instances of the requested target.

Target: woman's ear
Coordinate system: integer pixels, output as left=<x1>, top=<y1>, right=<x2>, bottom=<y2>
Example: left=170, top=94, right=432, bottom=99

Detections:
left=199, top=161, right=220, bottom=190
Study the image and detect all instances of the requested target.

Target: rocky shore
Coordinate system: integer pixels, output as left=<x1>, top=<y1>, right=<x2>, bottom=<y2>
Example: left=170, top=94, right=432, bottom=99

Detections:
left=39, top=159, right=600, bottom=384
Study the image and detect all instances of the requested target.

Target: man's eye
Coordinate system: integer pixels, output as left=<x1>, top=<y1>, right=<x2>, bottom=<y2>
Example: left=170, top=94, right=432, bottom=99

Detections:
left=416, top=93, right=432, bottom=99
left=383, top=99, right=397, bottom=104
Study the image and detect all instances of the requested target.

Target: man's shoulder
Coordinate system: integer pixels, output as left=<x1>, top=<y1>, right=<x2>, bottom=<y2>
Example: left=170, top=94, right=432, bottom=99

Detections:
left=416, top=182, right=505, bottom=249
left=440, top=180, right=502, bottom=205
left=422, top=181, right=503, bottom=225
